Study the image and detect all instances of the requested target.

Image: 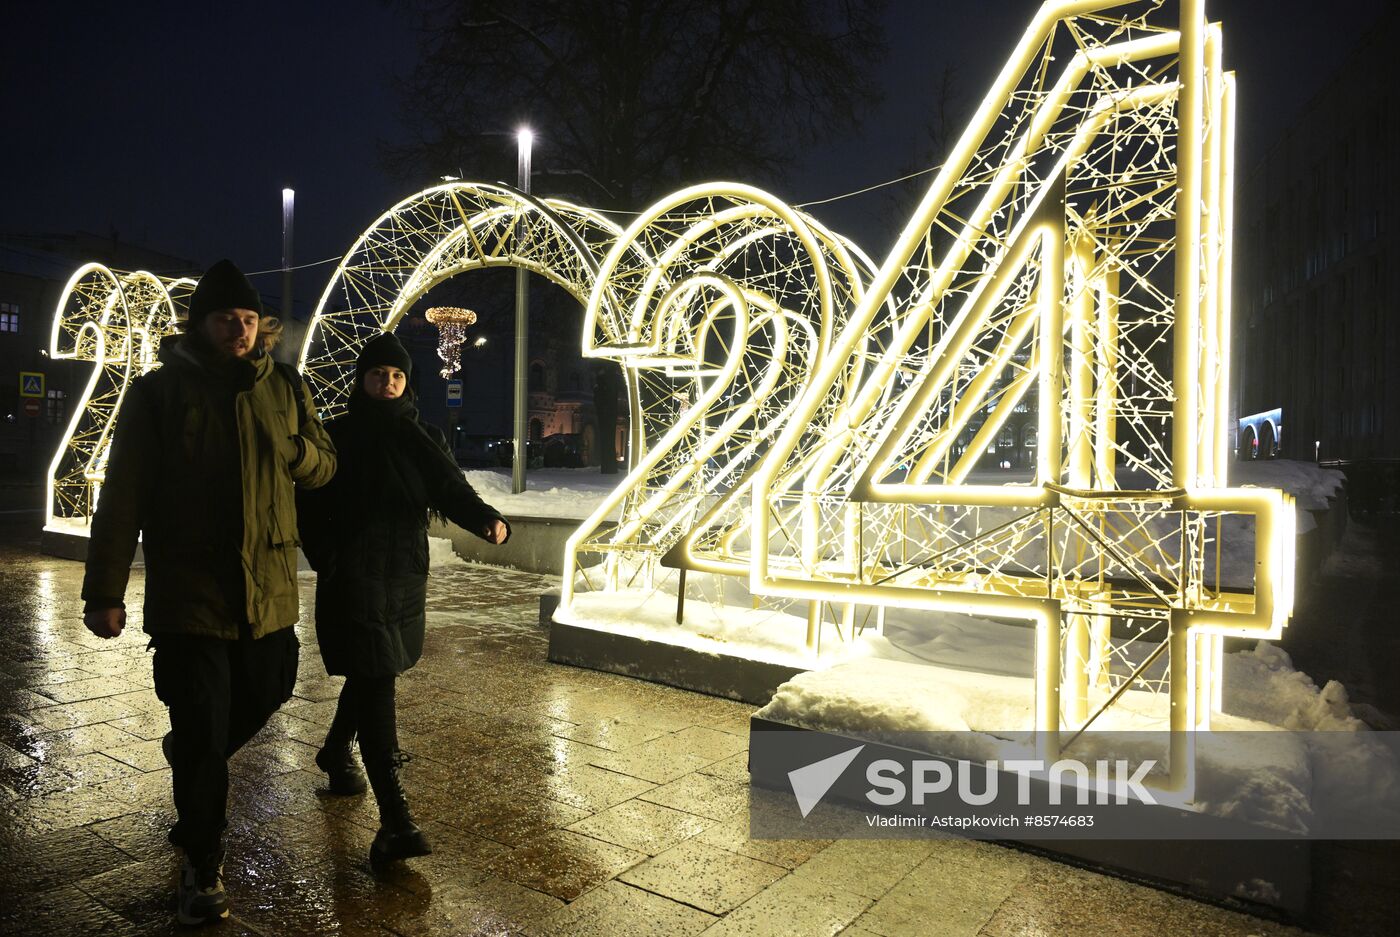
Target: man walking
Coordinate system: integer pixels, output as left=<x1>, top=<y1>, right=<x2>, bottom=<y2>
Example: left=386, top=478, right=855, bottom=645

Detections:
left=82, top=259, right=335, bottom=925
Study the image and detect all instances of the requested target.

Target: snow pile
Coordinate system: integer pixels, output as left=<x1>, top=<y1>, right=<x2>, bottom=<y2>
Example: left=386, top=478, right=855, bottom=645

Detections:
left=561, top=566, right=1039, bottom=676
left=1223, top=641, right=1363, bottom=731
left=561, top=587, right=822, bottom=668
left=1220, top=642, right=1400, bottom=833
left=757, top=657, right=1031, bottom=741
left=1190, top=730, right=1316, bottom=833
left=866, top=609, right=1036, bottom=678
left=1231, top=459, right=1346, bottom=535
left=461, top=467, right=623, bottom=520
left=755, top=641, right=1400, bottom=834
left=428, top=536, right=465, bottom=569
left=1231, top=460, right=1345, bottom=513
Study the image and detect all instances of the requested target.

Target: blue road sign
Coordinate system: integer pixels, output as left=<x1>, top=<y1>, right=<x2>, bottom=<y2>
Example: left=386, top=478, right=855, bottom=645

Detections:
left=446, top=379, right=463, bottom=407
left=19, top=372, right=44, bottom=398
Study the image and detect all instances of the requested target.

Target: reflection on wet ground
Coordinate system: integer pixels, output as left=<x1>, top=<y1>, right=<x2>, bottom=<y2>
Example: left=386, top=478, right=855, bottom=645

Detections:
left=0, top=526, right=1323, bottom=936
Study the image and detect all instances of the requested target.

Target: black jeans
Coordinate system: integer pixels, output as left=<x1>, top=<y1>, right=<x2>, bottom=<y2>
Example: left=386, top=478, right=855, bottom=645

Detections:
left=324, top=673, right=398, bottom=768
left=151, top=624, right=299, bottom=859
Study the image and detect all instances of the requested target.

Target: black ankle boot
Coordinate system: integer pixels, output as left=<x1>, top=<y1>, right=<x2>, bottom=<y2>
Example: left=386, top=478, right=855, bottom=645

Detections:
left=316, top=741, right=368, bottom=795
left=366, top=751, right=432, bottom=864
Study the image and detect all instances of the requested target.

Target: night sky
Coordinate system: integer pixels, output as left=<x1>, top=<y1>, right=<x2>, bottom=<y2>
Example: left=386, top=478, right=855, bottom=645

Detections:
left=2, top=0, right=1388, bottom=305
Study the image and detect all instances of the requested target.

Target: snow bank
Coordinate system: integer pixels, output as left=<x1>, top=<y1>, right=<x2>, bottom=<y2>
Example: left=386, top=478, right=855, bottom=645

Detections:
left=429, top=536, right=465, bottom=569
left=1231, top=460, right=1345, bottom=513
left=1221, top=642, right=1400, bottom=833
left=1231, top=459, right=1345, bottom=535
left=754, top=641, right=1400, bottom=834
left=461, top=467, right=622, bottom=520
left=1223, top=641, right=1362, bottom=731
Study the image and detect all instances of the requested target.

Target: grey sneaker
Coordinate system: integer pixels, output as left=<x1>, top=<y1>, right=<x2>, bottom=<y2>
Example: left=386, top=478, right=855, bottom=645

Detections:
left=176, top=851, right=229, bottom=926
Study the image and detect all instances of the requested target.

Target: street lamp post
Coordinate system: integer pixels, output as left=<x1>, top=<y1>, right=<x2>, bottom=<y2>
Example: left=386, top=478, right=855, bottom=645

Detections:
left=281, top=188, right=294, bottom=323
left=512, top=127, right=532, bottom=493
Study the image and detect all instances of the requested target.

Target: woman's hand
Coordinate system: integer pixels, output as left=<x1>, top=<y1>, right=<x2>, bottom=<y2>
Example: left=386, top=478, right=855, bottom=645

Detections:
left=484, top=520, right=509, bottom=544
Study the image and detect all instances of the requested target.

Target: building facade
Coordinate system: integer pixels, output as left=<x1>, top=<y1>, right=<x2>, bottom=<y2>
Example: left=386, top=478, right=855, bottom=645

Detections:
left=1233, top=10, right=1399, bottom=462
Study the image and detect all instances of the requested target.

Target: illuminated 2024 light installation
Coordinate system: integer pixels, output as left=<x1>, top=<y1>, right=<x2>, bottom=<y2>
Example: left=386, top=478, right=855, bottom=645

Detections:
left=46, top=0, right=1291, bottom=799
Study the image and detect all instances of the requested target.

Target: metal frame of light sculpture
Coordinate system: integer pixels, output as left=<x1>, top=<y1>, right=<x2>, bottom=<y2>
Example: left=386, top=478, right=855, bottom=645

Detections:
left=44, top=264, right=192, bottom=533
left=562, top=183, right=891, bottom=607
left=298, top=182, right=627, bottom=419
left=560, top=0, right=1293, bottom=799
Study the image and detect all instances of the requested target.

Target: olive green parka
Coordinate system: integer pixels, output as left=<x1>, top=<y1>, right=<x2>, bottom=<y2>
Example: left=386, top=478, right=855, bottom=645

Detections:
left=81, top=336, right=336, bottom=639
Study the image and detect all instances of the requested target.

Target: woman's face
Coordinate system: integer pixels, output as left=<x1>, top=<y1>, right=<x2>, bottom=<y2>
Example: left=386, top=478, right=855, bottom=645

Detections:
left=363, top=366, right=407, bottom=400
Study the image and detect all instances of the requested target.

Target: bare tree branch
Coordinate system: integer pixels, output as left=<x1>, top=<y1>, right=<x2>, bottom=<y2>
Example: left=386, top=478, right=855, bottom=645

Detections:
left=382, top=0, right=886, bottom=209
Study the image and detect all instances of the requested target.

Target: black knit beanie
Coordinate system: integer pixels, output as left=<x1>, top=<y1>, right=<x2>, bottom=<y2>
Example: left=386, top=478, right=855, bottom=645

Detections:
left=355, top=332, right=413, bottom=382
left=187, top=259, right=263, bottom=325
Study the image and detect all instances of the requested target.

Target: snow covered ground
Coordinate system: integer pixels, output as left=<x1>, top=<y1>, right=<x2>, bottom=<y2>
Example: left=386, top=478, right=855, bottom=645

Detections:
left=1231, top=459, right=1346, bottom=512
left=1231, top=459, right=1346, bottom=534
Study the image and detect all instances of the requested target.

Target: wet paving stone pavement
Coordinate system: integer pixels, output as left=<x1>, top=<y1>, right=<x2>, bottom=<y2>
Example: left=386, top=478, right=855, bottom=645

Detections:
left=0, top=528, right=1329, bottom=935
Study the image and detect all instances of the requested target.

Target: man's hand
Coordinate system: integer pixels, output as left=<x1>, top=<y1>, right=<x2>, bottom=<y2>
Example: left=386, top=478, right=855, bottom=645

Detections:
left=484, top=520, right=509, bottom=544
left=84, top=607, right=126, bottom=639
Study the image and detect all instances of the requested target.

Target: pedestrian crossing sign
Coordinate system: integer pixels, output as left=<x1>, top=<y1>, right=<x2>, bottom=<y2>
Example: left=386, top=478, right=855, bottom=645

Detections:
left=19, top=371, right=44, bottom=398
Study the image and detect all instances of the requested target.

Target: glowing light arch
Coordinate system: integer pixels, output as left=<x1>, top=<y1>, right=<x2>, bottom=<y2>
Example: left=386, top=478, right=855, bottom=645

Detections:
left=298, top=182, right=632, bottom=419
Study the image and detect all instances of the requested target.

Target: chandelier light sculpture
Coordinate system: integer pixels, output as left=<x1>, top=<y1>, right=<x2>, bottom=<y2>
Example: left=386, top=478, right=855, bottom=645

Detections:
left=47, top=0, right=1290, bottom=801
left=424, top=305, right=478, bottom=377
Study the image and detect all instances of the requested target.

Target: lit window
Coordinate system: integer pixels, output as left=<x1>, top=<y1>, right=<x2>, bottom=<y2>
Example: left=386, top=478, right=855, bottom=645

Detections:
left=0, top=302, right=19, bottom=333
left=46, top=389, right=66, bottom=424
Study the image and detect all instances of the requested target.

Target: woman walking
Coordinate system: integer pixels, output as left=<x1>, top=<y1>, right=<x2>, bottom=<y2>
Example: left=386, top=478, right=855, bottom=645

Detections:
left=298, top=333, right=509, bottom=865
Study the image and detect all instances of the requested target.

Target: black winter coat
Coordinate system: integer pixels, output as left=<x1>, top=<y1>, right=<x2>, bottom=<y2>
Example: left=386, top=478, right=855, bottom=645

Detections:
left=297, top=391, right=507, bottom=677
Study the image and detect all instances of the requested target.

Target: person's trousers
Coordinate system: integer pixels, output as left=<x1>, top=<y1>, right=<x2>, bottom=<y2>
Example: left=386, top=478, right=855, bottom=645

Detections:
left=150, top=624, right=299, bottom=860
left=323, top=673, right=398, bottom=767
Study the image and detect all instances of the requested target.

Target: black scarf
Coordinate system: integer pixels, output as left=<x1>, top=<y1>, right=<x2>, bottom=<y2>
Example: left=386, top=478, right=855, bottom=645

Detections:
left=343, top=388, right=460, bottom=517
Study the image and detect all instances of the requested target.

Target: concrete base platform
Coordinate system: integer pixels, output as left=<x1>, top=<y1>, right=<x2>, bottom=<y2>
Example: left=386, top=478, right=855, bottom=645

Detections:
left=747, top=716, right=1311, bottom=917
left=41, top=527, right=88, bottom=561
left=546, top=609, right=806, bottom=704
left=40, top=526, right=137, bottom=563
